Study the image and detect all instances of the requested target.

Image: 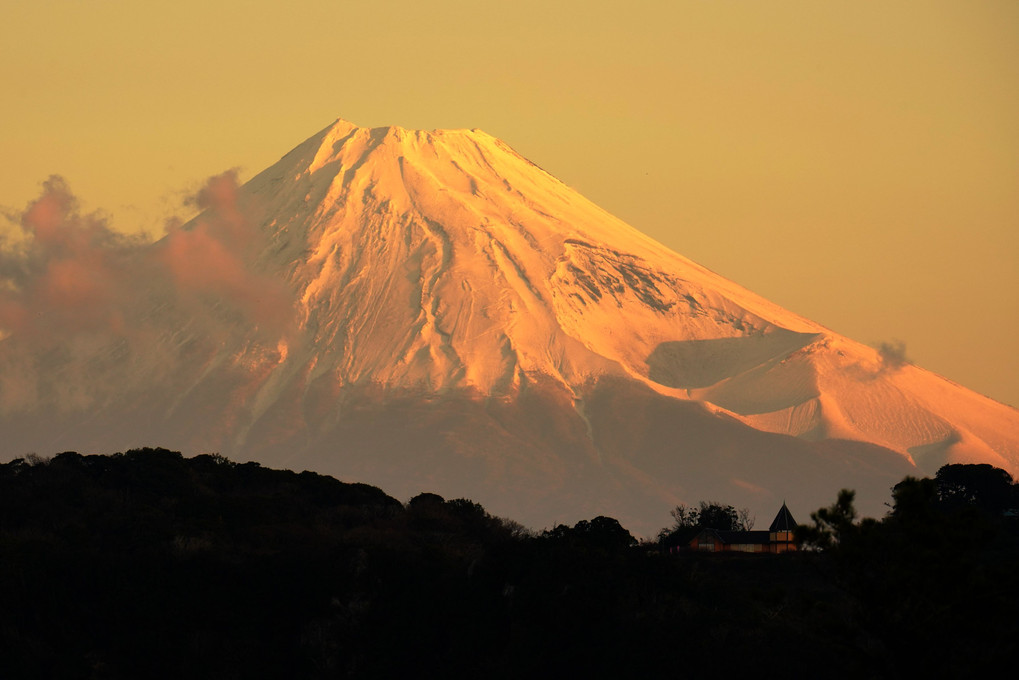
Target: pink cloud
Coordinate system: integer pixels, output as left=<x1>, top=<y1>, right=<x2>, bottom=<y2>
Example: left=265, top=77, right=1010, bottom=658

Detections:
left=157, top=170, right=292, bottom=331
left=0, top=176, right=139, bottom=337
left=1, top=171, right=294, bottom=341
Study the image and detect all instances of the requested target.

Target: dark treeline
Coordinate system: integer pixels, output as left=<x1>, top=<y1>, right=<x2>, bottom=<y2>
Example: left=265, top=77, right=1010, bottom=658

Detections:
left=1, top=449, right=1017, bottom=679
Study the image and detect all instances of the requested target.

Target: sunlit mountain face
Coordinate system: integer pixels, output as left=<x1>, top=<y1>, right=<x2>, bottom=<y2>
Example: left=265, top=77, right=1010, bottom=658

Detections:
left=2, top=120, right=1016, bottom=535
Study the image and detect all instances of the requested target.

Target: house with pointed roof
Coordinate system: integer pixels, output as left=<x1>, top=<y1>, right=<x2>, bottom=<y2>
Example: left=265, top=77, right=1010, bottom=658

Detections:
left=689, top=503, right=799, bottom=554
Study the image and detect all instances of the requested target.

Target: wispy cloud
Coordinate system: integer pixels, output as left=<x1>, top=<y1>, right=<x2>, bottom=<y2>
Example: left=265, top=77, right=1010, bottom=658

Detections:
left=876, top=339, right=910, bottom=373
left=0, top=176, right=147, bottom=338
left=0, top=173, right=294, bottom=412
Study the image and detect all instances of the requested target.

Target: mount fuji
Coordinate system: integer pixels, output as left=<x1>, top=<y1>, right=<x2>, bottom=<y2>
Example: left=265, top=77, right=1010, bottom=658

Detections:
left=2, top=119, right=1016, bottom=534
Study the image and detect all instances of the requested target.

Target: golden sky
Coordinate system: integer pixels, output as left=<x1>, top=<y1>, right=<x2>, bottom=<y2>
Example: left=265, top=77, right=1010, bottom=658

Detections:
left=2, top=0, right=1017, bottom=406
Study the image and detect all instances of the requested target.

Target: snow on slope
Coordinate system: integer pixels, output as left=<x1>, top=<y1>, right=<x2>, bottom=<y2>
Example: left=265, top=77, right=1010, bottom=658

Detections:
left=243, top=120, right=825, bottom=395
left=233, top=119, right=1018, bottom=475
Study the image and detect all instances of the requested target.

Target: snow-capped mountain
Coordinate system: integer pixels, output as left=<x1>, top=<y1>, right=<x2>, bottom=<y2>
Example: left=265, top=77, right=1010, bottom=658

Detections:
left=2, top=119, right=1016, bottom=534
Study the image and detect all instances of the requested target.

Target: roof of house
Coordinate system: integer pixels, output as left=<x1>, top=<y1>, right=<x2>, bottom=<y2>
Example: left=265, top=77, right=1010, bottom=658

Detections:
left=694, top=529, right=772, bottom=545
left=687, top=504, right=800, bottom=548
left=769, top=502, right=797, bottom=532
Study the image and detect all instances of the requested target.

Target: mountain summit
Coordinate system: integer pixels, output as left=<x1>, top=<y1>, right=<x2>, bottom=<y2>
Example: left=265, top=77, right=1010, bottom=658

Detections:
left=252, top=119, right=823, bottom=393
left=3, top=119, right=1017, bottom=533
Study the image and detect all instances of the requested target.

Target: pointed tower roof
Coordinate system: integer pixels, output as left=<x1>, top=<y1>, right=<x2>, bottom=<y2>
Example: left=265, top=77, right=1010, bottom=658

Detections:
left=768, top=502, right=798, bottom=532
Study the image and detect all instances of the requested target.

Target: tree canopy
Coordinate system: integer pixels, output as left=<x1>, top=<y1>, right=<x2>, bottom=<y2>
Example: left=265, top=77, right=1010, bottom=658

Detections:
left=656, top=500, right=754, bottom=548
left=2, top=452, right=1016, bottom=678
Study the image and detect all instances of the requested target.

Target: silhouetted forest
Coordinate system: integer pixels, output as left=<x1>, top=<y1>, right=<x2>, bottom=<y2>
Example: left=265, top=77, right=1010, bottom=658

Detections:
left=2, top=449, right=1017, bottom=678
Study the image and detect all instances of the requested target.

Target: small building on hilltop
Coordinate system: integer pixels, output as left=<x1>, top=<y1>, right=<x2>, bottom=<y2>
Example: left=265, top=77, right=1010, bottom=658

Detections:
left=768, top=502, right=797, bottom=552
left=689, top=503, right=798, bottom=554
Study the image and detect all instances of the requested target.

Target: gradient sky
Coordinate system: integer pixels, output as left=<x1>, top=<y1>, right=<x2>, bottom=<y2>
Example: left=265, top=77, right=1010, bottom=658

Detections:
left=2, top=0, right=1017, bottom=406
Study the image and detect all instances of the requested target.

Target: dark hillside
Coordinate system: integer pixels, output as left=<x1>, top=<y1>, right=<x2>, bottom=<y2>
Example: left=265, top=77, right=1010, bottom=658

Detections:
left=2, top=450, right=1016, bottom=678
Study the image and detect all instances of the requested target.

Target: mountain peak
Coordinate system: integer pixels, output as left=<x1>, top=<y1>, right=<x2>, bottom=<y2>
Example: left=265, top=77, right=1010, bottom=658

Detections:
left=249, top=117, right=832, bottom=399
left=242, top=120, right=1018, bottom=478
left=328, top=117, right=359, bottom=136
left=325, top=117, right=494, bottom=143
